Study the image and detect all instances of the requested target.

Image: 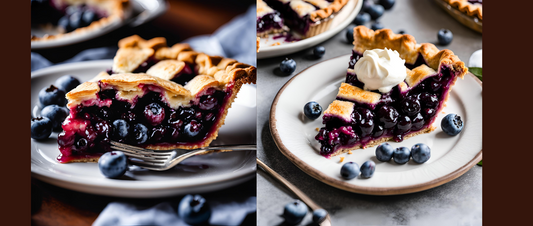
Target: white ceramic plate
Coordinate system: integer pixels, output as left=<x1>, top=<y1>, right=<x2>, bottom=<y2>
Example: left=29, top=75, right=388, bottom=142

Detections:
left=31, top=0, right=167, bottom=50
left=31, top=60, right=256, bottom=198
left=257, top=0, right=362, bottom=59
left=270, top=54, right=482, bottom=195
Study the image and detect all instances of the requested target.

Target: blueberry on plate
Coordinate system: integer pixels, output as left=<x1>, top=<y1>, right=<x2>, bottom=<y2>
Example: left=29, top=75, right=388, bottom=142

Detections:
left=304, top=101, right=322, bottom=120
left=371, top=22, right=384, bottom=31
left=437, top=29, right=453, bottom=45
left=411, top=143, right=431, bottom=163
left=441, top=113, right=463, bottom=135
left=345, top=26, right=355, bottom=43
left=39, top=85, right=66, bottom=107
left=178, top=194, right=212, bottom=225
left=379, top=0, right=396, bottom=10
left=312, top=209, right=328, bottom=224
left=280, top=58, right=297, bottom=75
left=340, top=161, right=360, bottom=179
left=360, top=160, right=376, bottom=178
left=362, top=0, right=375, bottom=13
left=393, top=147, right=410, bottom=164
left=98, top=151, right=127, bottom=179
left=375, top=143, right=394, bottom=162
left=367, top=4, right=385, bottom=20
left=31, top=117, right=53, bottom=140
left=283, top=199, right=308, bottom=225
left=353, top=12, right=371, bottom=25
left=313, top=46, right=326, bottom=58
left=55, top=75, right=81, bottom=93
left=40, top=105, right=69, bottom=131
left=112, top=119, right=130, bottom=139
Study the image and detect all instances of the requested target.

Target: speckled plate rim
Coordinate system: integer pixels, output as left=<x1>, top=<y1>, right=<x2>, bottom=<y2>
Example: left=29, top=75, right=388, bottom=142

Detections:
left=269, top=54, right=482, bottom=196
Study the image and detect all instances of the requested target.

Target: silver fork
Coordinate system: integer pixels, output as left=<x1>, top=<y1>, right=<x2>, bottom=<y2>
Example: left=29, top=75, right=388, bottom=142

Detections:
left=110, top=141, right=256, bottom=171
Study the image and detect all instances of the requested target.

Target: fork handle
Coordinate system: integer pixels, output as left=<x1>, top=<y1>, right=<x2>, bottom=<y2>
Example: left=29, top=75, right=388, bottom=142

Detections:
left=203, top=144, right=257, bottom=151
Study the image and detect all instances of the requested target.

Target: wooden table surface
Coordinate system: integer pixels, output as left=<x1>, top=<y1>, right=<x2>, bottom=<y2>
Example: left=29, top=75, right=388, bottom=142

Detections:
left=31, top=1, right=254, bottom=225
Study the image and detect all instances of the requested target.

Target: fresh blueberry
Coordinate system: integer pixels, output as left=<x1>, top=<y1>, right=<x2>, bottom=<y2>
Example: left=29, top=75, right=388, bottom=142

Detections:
left=98, top=151, right=127, bottom=179
left=31, top=117, right=53, bottom=140
left=360, top=160, right=376, bottom=178
left=340, top=161, right=360, bottom=179
left=312, top=209, right=328, bottom=224
left=441, top=113, right=463, bottom=135
left=362, top=0, right=375, bottom=13
left=283, top=199, right=308, bottom=224
left=55, top=75, right=80, bottom=93
left=371, top=22, right=384, bottom=30
left=178, top=194, right=212, bottom=225
left=82, top=10, right=97, bottom=25
left=345, top=25, right=355, bottom=43
left=353, top=12, right=371, bottom=25
left=379, top=0, right=396, bottom=10
left=40, top=105, right=69, bottom=131
left=313, top=46, right=326, bottom=58
left=144, top=103, right=166, bottom=126
left=393, top=147, right=410, bottom=164
left=69, top=11, right=83, bottom=30
left=132, top=124, right=148, bottom=144
left=411, top=143, right=431, bottom=163
left=280, top=58, right=297, bottom=75
left=437, top=29, right=453, bottom=45
left=367, top=4, right=385, bottom=20
left=112, top=119, right=130, bottom=139
left=39, top=85, right=66, bottom=107
left=303, top=101, right=322, bottom=120
left=398, top=30, right=406, bottom=34
left=184, top=120, right=202, bottom=137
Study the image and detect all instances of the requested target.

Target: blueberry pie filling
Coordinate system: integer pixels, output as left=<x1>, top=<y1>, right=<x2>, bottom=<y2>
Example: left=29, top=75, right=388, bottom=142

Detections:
left=257, top=0, right=286, bottom=37
left=57, top=36, right=256, bottom=163
left=315, top=26, right=467, bottom=158
left=31, top=0, right=129, bottom=41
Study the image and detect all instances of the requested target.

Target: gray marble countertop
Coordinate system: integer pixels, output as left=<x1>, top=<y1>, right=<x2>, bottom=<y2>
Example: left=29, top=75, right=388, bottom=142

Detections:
left=256, top=0, right=482, bottom=225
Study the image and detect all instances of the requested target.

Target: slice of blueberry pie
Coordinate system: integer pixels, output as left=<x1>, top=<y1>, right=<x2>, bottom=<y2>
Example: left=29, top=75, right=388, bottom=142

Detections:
left=31, top=0, right=129, bottom=42
left=57, top=35, right=256, bottom=163
left=315, top=26, right=467, bottom=158
left=258, top=0, right=349, bottom=38
left=257, top=0, right=287, bottom=38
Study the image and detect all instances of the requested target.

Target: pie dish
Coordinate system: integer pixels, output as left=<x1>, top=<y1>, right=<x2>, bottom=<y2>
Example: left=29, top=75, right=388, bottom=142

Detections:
left=257, top=0, right=349, bottom=39
left=57, top=35, right=256, bottom=163
left=442, top=0, right=482, bottom=21
left=315, top=26, right=467, bottom=158
left=31, top=0, right=129, bottom=42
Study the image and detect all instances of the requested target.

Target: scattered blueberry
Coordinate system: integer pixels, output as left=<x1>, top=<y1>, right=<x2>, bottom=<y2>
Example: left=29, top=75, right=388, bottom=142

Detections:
left=345, top=26, right=355, bottom=43
left=371, top=22, right=384, bottom=30
left=40, top=105, right=69, bottom=131
left=39, top=85, right=66, bottom=107
left=340, top=161, right=360, bottom=179
left=441, top=113, right=463, bottom=135
left=55, top=75, right=80, bottom=93
left=411, top=143, right=431, bottom=163
left=362, top=0, right=375, bottom=13
left=379, top=0, right=396, bottom=10
left=398, top=30, right=406, bottom=34
left=312, top=209, right=328, bottom=224
left=31, top=117, right=53, bottom=140
left=376, top=143, right=394, bottom=162
left=112, top=119, right=130, bottom=139
left=313, top=46, right=326, bottom=58
left=437, top=29, right=453, bottom=45
left=178, top=194, right=212, bottom=225
left=367, top=4, right=385, bottom=20
left=132, top=124, right=148, bottom=144
left=280, top=58, right=297, bottom=75
left=98, top=151, right=127, bottom=178
left=393, top=147, right=410, bottom=164
left=360, top=160, right=376, bottom=178
left=303, top=101, right=322, bottom=120
left=283, top=199, right=308, bottom=224
left=353, top=12, right=371, bottom=25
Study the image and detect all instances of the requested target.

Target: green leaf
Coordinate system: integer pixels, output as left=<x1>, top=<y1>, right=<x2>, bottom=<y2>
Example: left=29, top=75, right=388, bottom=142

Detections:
left=477, top=160, right=482, bottom=166
left=469, top=67, right=482, bottom=81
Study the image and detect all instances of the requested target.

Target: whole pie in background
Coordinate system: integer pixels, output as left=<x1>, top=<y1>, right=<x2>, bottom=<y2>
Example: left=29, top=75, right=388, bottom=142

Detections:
left=57, top=35, right=257, bottom=163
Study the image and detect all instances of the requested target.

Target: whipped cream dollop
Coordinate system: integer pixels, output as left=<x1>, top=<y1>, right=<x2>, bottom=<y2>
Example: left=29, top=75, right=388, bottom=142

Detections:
left=353, top=48, right=407, bottom=93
